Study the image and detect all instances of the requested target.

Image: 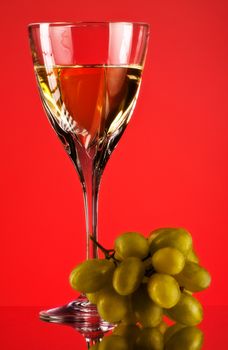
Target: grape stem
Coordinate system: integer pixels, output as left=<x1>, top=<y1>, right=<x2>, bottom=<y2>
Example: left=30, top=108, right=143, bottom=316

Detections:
left=145, top=266, right=156, bottom=277
left=142, top=253, right=152, bottom=261
left=89, top=235, right=118, bottom=261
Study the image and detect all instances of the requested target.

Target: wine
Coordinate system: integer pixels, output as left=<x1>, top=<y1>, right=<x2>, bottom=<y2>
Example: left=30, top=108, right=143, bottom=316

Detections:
left=35, top=65, right=142, bottom=152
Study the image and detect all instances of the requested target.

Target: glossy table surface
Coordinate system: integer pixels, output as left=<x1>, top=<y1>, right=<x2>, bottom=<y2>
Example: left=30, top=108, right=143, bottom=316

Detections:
left=0, top=306, right=227, bottom=349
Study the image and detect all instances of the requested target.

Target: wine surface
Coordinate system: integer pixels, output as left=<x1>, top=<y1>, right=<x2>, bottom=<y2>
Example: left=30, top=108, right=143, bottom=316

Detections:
left=35, top=65, right=142, bottom=150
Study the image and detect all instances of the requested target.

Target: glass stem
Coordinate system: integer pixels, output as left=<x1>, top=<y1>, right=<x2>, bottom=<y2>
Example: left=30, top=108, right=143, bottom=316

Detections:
left=81, top=156, right=101, bottom=260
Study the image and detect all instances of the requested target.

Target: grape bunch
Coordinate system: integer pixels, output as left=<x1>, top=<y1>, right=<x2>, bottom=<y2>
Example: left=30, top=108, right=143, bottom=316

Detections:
left=70, top=228, right=211, bottom=349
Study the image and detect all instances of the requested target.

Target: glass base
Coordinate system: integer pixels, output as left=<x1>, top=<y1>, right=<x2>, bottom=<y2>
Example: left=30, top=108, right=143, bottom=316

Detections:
left=39, top=295, right=114, bottom=338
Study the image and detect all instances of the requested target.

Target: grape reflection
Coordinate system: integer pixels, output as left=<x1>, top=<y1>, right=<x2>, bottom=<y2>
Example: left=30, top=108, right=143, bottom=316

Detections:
left=90, top=324, right=204, bottom=350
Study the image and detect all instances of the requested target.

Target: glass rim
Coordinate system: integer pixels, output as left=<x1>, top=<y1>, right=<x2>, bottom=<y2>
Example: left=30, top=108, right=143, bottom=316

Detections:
left=28, top=21, right=150, bottom=29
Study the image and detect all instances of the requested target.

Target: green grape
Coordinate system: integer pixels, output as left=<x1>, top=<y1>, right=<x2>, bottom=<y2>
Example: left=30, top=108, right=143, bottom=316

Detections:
left=152, top=247, right=185, bottom=275
left=113, top=257, right=145, bottom=295
left=97, top=288, right=130, bottom=323
left=147, top=273, right=181, bottom=309
left=149, top=228, right=192, bottom=257
left=132, top=284, right=163, bottom=327
left=135, top=328, right=164, bottom=350
left=86, top=292, right=99, bottom=305
left=187, top=249, right=199, bottom=264
left=148, top=228, right=171, bottom=245
left=99, top=335, right=129, bottom=350
left=166, top=293, right=203, bottom=326
left=115, top=232, right=149, bottom=259
left=86, top=284, right=115, bottom=305
left=165, top=326, right=204, bottom=350
left=113, top=324, right=141, bottom=345
left=164, top=323, right=186, bottom=344
left=69, top=259, right=115, bottom=293
left=175, top=261, right=211, bottom=292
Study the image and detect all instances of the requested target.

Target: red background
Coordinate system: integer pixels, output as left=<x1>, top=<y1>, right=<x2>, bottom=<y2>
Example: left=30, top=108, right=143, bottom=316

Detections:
left=0, top=0, right=227, bottom=308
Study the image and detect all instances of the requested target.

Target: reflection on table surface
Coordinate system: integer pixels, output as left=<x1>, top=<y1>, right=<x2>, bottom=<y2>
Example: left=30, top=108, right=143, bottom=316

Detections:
left=0, top=306, right=227, bottom=349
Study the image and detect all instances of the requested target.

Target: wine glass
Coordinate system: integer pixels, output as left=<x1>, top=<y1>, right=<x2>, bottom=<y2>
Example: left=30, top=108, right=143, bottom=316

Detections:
left=28, top=21, right=149, bottom=332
